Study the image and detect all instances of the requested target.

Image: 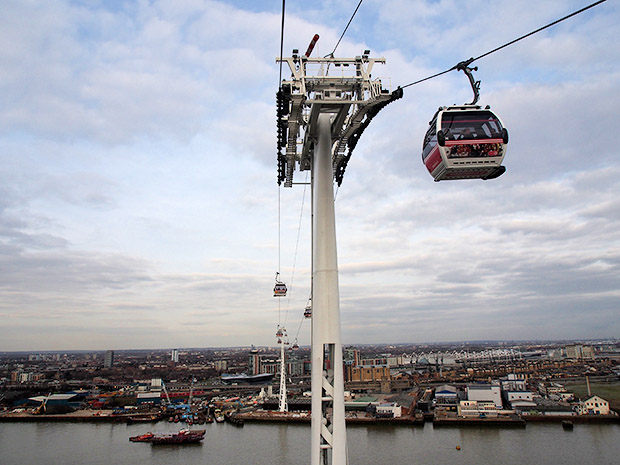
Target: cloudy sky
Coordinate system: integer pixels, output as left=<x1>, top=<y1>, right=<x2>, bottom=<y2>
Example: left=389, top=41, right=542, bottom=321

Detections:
left=1, top=0, right=618, bottom=351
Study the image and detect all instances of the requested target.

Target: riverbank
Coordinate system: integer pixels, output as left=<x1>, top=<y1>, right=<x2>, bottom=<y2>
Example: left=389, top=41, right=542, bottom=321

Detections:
left=3, top=408, right=617, bottom=426
left=232, top=410, right=426, bottom=425
left=0, top=410, right=156, bottom=423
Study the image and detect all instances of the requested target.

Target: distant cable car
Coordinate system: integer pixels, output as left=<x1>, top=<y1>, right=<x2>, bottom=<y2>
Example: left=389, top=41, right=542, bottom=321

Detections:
left=276, top=328, right=284, bottom=338
left=422, top=105, right=508, bottom=181
left=291, top=341, right=299, bottom=351
left=273, top=272, right=287, bottom=297
left=304, top=305, right=312, bottom=318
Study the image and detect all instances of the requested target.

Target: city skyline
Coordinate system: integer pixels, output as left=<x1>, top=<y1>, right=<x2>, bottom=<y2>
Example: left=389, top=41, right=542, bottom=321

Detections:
left=1, top=0, right=619, bottom=351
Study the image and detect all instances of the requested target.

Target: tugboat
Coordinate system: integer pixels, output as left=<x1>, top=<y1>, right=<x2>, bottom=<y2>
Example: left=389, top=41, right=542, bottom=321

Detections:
left=150, top=428, right=205, bottom=445
left=130, top=428, right=205, bottom=444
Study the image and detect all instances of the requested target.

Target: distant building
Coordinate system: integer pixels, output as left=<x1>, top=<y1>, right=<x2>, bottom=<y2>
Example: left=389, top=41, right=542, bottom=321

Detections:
left=137, top=392, right=162, bottom=406
left=214, top=360, right=228, bottom=371
left=344, top=347, right=360, bottom=367
left=375, top=402, right=402, bottom=418
left=104, top=350, right=114, bottom=368
left=525, top=398, right=574, bottom=417
left=503, top=390, right=535, bottom=409
left=576, top=395, right=611, bottom=415
left=249, top=352, right=260, bottom=375
left=458, top=400, right=498, bottom=418
left=500, top=373, right=527, bottom=392
left=29, top=393, right=84, bottom=411
left=435, top=385, right=459, bottom=405
left=171, top=349, right=179, bottom=363
left=386, top=394, right=416, bottom=416
left=538, top=382, right=568, bottom=397
left=565, top=344, right=594, bottom=360
left=347, top=365, right=391, bottom=382
left=466, top=383, right=502, bottom=409
left=359, top=356, right=402, bottom=367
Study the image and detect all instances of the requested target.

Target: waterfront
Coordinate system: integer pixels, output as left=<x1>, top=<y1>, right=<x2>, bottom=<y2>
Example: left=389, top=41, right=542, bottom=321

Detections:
left=1, top=421, right=620, bottom=465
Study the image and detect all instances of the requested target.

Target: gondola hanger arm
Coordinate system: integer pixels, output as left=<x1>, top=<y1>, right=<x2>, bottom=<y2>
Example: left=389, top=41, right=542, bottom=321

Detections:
left=455, top=58, right=480, bottom=105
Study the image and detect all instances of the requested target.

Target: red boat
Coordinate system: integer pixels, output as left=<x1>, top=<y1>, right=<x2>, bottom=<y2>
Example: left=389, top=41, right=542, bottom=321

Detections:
left=150, top=428, right=205, bottom=445
left=129, top=432, right=155, bottom=442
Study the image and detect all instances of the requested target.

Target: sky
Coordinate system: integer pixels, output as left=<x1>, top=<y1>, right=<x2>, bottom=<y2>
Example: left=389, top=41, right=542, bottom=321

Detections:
left=1, top=0, right=619, bottom=351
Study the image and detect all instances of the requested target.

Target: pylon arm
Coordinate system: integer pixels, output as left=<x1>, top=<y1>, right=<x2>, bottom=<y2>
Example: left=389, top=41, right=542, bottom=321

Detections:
left=276, top=53, right=392, bottom=187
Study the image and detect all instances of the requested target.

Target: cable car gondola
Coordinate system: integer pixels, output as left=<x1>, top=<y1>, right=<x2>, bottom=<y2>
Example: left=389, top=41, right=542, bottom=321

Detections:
left=422, top=105, right=508, bottom=181
left=422, top=60, right=508, bottom=182
left=273, top=272, right=287, bottom=297
left=304, top=305, right=312, bottom=318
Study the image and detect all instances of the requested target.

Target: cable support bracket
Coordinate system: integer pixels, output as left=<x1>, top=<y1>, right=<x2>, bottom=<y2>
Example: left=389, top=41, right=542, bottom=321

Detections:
left=455, top=58, right=480, bottom=105
left=334, top=87, right=404, bottom=185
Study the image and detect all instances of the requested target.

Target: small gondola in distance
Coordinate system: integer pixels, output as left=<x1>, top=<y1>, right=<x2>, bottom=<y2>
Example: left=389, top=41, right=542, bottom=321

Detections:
left=422, top=104, right=508, bottom=181
left=273, top=272, right=287, bottom=297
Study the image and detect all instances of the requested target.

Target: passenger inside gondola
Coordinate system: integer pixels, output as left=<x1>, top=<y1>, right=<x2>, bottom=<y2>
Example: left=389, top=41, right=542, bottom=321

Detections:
left=458, top=127, right=474, bottom=139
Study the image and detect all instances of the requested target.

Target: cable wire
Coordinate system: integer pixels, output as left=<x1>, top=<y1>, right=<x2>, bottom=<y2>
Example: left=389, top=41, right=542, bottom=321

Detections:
left=276, top=1, right=286, bottom=329
left=283, top=172, right=309, bottom=328
left=278, top=186, right=282, bottom=328
left=278, top=0, right=286, bottom=85
left=326, top=0, right=363, bottom=58
left=472, top=0, right=606, bottom=63
left=400, top=0, right=607, bottom=90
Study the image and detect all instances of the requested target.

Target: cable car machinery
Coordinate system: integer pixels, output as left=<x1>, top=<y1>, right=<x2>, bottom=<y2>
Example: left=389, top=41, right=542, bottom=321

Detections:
left=277, top=35, right=402, bottom=465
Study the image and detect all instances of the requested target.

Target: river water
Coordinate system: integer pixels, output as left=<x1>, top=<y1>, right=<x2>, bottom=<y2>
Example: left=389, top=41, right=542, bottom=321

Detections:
left=1, top=420, right=619, bottom=464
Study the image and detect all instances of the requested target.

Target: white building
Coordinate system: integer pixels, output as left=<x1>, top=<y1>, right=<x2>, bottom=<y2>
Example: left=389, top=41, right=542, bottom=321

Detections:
left=467, top=383, right=502, bottom=409
left=458, top=400, right=498, bottom=418
left=504, top=391, right=534, bottom=403
left=375, top=403, right=402, bottom=418
left=501, top=373, right=527, bottom=392
left=576, top=396, right=611, bottom=415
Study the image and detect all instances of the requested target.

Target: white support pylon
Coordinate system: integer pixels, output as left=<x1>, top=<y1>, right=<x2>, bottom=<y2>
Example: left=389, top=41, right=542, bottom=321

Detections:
left=311, top=113, right=347, bottom=465
left=278, top=329, right=288, bottom=412
left=277, top=47, right=397, bottom=465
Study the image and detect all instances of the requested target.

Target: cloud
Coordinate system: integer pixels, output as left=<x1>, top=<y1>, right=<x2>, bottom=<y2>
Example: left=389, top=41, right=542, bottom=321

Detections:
left=0, top=0, right=618, bottom=350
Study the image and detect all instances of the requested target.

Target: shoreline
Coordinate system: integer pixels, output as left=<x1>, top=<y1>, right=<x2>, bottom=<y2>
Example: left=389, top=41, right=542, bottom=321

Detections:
left=2, top=410, right=618, bottom=426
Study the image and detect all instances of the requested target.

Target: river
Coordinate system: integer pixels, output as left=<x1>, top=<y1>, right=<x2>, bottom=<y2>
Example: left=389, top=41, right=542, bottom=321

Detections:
left=1, top=420, right=619, bottom=464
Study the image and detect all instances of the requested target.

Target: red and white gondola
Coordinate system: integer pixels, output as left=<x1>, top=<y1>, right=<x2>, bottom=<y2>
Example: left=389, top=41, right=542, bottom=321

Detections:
left=422, top=104, right=508, bottom=182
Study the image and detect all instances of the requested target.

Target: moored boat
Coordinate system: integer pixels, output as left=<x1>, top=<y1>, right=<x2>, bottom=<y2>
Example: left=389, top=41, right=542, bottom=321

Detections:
left=149, top=428, right=205, bottom=445
left=129, top=432, right=155, bottom=442
left=127, top=414, right=160, bottom=424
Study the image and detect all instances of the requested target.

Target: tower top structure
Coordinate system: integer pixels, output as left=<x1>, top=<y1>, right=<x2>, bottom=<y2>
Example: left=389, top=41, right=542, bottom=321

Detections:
left=276, top=49, right=402, bottom=187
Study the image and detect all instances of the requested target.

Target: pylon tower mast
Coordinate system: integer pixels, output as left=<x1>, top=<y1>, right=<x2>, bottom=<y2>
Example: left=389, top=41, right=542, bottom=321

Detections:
left=277, top=326, right=288, bottom=413
left=277, top=42, right=401, bottom=465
